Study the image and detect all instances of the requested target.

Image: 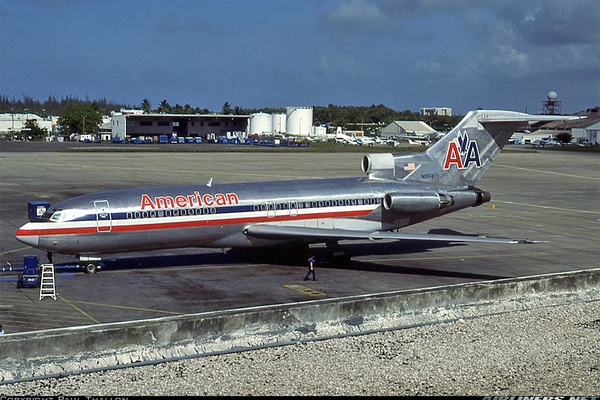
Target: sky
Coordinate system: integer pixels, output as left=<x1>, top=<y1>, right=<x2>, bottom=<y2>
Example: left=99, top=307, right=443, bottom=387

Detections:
left=1, top=0, right=599, bottom=115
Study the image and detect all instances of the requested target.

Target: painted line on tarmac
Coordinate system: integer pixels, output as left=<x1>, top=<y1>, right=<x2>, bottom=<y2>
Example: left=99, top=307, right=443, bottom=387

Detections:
left=0, top=246, right=35, bottom=256
left=494, top=163, right=600, bottom=181
left=480, top=205, right=599, bottom=233
left=62, top=298, right=187, bottom=316
left=59, top=295, right=102, bottom=324
left=284, top=284, right=327, bottom=297
left=493, top=199, right=600, bottom=215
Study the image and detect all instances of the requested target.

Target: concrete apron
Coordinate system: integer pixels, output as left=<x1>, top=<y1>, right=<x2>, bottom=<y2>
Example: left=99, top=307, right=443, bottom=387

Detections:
left=1, top=268, right=599, bottom=384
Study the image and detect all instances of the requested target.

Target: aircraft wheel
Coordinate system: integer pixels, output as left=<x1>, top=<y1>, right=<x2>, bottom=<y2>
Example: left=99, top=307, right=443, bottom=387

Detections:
left=84, top=263, right=98, bottom=274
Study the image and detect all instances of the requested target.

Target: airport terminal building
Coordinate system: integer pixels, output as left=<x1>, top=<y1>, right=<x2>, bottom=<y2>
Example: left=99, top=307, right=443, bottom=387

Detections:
left=111, top=110, right=249, bottom=142
left=111, top=106, right=318, bottom=143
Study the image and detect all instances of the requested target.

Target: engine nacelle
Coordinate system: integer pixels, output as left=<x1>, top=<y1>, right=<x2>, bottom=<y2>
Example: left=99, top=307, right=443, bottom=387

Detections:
left=476, top=189, right=491, bottom=205
left=449, top=189, right=491, bottom=208
left=383, top=191, right=450, bottom=214
left=362, top=153, right=395, bottom=179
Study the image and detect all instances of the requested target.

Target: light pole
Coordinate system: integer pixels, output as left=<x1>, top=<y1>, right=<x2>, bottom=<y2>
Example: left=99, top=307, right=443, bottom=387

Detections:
left=24, top=108, right=28, bottom=140
left=41, top=109, right=48, bottom=141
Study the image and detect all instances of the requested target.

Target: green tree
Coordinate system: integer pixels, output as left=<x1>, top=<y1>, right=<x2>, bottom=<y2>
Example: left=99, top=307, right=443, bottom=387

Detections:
left=555, top=132, right=573, bottom=145
left=22, top=118, right=49, bottom=140
left=141, top=99, right=152, bottom=113
left=172, top=103, right=184, bottom=114
left=58, top=104, right=102, bottom=136
left=222, top=102, right=232, bottom=114
left=157, top=99, right=171, bottom=113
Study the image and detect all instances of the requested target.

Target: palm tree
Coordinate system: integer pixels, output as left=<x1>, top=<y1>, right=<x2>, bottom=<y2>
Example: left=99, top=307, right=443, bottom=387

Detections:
left=157, top=99, right=171, bottom=113
left=141, top=99, right=152, bottom=113
left=222, top=102, right=232, bottom=114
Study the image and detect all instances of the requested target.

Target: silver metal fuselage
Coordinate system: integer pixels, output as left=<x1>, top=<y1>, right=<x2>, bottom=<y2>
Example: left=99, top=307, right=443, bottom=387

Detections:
left=15, top=176, right=477, bottom=257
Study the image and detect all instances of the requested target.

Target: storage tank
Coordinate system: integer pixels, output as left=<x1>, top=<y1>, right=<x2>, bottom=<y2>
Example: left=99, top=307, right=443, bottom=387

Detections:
left=271, top=113, right=286, bottom=134
left=249, top=112, right=272, bottom=135
left=286, top=106, right=313, bottom=136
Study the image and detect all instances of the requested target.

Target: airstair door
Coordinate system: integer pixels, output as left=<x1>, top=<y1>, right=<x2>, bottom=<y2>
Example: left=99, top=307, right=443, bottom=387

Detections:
left=94, top=200, right=112, bottom=232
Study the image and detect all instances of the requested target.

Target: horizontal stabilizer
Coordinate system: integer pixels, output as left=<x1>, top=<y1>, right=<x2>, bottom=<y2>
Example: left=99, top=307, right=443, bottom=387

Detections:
left=243, top=224, right=542, bottom=245
left=478, top=114, right=584, bottom=123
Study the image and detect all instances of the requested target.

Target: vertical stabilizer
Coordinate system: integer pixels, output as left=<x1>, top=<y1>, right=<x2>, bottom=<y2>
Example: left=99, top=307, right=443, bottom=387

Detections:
left=396, top=110, right=581, bottom=187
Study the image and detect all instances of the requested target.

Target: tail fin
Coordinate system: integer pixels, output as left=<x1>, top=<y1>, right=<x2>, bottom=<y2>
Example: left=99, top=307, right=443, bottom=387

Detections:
left=392, top=110, right=582, bottom=187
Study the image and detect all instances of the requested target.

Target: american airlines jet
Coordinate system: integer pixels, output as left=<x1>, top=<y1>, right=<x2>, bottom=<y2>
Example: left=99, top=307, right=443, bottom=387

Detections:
left=15, top=110, right=579, bottom=273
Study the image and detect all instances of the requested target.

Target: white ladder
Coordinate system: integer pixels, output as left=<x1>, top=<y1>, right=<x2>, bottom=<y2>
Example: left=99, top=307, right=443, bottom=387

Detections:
left=39, top=264, right=57, bottom=300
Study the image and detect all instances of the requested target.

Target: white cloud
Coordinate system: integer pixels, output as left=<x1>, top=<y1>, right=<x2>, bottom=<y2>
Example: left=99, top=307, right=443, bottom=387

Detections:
left=328, top=0, right=387, bottom=26
left=317, top=54, right=371, bottom=78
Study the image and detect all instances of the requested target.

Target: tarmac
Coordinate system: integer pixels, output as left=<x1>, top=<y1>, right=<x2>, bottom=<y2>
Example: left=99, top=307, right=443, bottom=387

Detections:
left=0, top=141, right=599, bottom=335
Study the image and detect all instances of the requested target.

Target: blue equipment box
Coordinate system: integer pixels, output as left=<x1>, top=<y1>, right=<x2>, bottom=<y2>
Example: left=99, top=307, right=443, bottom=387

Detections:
left=27, top=201, right=51, bottom=221
left=18, top=256, right=40, bottom=288
left=23, top=255, right=39, bottom=275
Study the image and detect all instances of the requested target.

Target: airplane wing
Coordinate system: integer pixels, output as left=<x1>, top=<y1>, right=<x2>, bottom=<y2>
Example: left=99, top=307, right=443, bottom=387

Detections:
left=243, top=224, right=542, bottom=244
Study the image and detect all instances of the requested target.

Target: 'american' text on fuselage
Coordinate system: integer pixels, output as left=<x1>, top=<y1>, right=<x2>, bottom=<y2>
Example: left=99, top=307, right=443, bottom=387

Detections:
left=140, top=191, right=240, bottom=210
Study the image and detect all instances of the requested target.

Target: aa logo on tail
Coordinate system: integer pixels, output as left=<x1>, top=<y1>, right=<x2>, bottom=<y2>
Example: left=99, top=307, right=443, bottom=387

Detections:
left=443, top=130, right=482, bottom=170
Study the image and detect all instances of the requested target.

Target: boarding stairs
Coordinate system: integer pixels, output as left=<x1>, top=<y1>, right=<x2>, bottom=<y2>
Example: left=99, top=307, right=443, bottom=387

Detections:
left=39, top=264, right=57, bottom=300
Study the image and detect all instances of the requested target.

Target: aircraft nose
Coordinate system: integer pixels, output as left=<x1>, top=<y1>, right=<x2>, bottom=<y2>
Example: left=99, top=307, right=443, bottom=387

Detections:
left=15, top=223, right=39, bottom=247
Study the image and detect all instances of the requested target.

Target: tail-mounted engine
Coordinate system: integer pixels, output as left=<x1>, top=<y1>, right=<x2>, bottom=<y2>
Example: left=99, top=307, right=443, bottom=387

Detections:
left=383, top=188, right=490, bottom=215
left=362, top=153, right=396, bottom=179
left=383, top=191, right=451, bottom=214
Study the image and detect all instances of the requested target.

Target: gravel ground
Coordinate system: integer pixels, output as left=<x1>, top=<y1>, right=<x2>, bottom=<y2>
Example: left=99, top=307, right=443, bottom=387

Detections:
left=2, top=300, right=599, bottom=396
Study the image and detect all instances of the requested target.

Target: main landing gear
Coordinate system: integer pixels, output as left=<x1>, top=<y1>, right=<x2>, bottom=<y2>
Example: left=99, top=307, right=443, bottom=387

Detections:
left=84, top=263, right=98, bottom=274
left=46, top=252, right=100, bottom=273
left=80, top=256, right=102, bottom=274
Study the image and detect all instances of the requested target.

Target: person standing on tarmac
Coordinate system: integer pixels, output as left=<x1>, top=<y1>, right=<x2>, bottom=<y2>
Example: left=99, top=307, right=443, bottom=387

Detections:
left=0, top=324, right=5, bottom=335
left=304, top=254, right=316, bottom=281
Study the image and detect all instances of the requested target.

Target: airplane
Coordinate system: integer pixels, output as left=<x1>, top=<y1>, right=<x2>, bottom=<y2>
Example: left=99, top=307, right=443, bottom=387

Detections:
left=407, top=138, right=430, bottom=147
left=335, top=135, right=357, bottom=145
left=355, top=136, right=375, bottom=147
left=15, top=110, right=581, bottom=273
left=334, top=126, right=357, bottom=145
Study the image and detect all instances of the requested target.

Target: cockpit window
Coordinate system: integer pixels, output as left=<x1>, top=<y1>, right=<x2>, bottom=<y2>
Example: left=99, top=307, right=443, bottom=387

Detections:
left=45, top=209, right=87, bottom=222
left=49, top=211, right=64, bottom=222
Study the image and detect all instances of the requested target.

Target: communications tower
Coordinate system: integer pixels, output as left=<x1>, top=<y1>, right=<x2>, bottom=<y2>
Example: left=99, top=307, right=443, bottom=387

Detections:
left=542, top=91, right=561, bottom=115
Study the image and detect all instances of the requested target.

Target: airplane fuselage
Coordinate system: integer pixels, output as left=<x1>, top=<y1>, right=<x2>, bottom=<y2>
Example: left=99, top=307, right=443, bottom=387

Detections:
left=15, top=176, right=483, bottom=256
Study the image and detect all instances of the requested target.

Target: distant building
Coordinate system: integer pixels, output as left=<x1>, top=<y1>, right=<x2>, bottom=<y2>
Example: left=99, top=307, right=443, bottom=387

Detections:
left=0, top=112, right=54, bottom=139
left=535, top=112, right=600, bottom=144
left=421, top=107, right=452, bottom=117
left=380, top=120, right=436, bottom=139
left=111, top=106, right=316, bottom=142
left=111, top=110, right=249, bottom=142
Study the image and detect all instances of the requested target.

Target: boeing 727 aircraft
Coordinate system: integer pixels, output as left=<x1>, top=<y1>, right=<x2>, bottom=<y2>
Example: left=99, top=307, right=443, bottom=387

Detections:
left=15, top=110, right=580, bottom=272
